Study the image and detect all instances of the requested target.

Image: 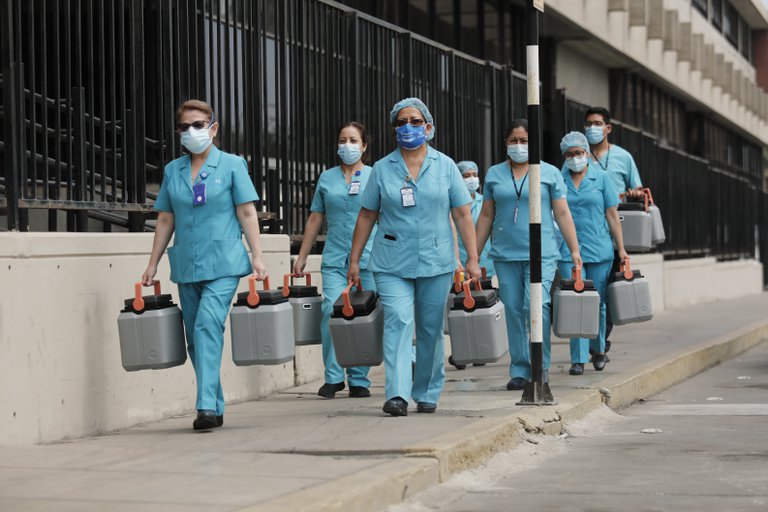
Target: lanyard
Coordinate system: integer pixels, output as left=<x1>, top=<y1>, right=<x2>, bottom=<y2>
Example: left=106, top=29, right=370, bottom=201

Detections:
left=593, top=147, right=611, bottom=171
left=512, top=172, right=528, bottom=224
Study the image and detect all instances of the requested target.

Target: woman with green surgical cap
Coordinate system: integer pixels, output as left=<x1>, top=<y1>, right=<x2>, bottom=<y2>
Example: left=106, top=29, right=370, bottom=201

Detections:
left=557, top=131, right=629, bottom=375
left=348, top=98, right=481, bottom=416
left=294, top=121, right=377, bottom=399
left=456, top=161, right=495, bottom=279
left=476, top=119, right=582, bottom=391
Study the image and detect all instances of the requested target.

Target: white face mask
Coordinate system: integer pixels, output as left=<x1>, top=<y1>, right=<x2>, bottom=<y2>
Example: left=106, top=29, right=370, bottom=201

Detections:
left=464, top=176, right=480, bottom=193
left=565, top=155, right=589, bottom=173
left=337, top=143, right=363, bottom=165
left=180, top=126, right=213, bottom=155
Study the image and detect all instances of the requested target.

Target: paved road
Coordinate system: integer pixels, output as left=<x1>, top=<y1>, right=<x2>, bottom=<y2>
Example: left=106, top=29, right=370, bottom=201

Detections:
left=393, top=340, right=768, bottom=512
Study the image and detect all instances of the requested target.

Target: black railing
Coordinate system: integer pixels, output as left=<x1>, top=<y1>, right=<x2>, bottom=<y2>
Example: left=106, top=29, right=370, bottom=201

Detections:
left=1, top=0, right=528, bottom=234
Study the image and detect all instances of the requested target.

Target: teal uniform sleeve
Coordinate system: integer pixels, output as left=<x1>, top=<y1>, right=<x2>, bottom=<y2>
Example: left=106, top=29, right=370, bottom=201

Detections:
left=232, top=157, right=260, bottom=204
left=627, top=155, right=642, bottom=189
left=360, top=165, right=381, bottom=211
left=309, top=173, right=326, bottom=213
left=154, top=166, right=173, bottom=212
left=449, top=162, right=472, bottom=208
left=603, top=174, right=620, bottom=209
left=551, top=168, right=567, bottom=200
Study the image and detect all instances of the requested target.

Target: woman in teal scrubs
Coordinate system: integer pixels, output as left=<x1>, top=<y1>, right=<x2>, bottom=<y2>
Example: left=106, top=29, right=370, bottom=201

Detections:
left=142, top=100, right=267, bottom=431
left=456, top=161, right=495, bottom=278
left=476, top=119, right=582, bottom=391
left=293, top=121, right=377, bottom=399
left=348, top=98, right=481, bottom=417
left=558, top=131, right=628, bottom=375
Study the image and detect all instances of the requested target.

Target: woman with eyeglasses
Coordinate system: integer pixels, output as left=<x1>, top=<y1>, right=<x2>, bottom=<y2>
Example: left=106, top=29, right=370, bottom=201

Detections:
left=293, top=121, right=377, bottom=400
left=142, top=99, right=267, bottom=431
left=557, top=132, right=628, bottom=375
left=348, top=98, right=481, bottom=416
left=475, top=119, right=581, bottom=391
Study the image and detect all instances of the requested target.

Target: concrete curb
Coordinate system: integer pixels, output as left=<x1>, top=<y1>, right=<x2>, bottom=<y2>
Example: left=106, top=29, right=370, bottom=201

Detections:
left=241, top=320, right=768, bottom=512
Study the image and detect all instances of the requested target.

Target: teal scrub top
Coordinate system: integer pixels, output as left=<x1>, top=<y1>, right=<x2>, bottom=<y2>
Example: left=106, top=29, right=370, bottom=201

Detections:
left=154, top=145, right=259, bottom=284
left=483, top=160, right=566, bottom=262
left=592, top=144, right=642, bottom=195
left=458, top=192, right=495, bottom=276
left=360, top=146, right=471, bottom=279
left=309, top=165, right=376, bottom=270
left=558, top=163, right=619, bottom=263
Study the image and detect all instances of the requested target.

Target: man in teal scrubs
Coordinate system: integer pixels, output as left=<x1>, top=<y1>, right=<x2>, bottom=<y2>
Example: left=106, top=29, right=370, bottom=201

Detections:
left=143, top=100, right=267, bottom=431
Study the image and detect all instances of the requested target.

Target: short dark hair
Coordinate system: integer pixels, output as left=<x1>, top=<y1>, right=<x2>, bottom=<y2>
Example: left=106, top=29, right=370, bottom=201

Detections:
left=504, top=118, right=528, bottom=140
left=336, top=121, right=369, bottom=164
left=585, top=107, right=611, bottom=125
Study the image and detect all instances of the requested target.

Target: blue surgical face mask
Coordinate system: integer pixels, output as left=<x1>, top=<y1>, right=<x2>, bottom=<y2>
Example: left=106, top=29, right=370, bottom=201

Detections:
left=337, top=143, right=363, bottom=165
left=565, top=155, right=589, bottom=173
left=585, top=126, right=605, bottom=145
left=507, top=144, right=528, bottom=164
left=464, top=176, right=480, bottom=193
left=181, top=126, right=213, bottom=155
left=395, top=123, right=427, bottom=150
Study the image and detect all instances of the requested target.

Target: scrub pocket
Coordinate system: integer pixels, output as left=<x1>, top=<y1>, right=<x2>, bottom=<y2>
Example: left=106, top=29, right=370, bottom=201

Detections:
left=211, top=237, right=250, bottom=277
left=433, top=236, right=454, bottom=270
left=371, top=234, right=398, bottom=272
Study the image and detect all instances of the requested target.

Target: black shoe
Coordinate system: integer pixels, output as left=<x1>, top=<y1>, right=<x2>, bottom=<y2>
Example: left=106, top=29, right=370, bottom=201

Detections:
left=417, top=402, right=437, bottom=413
left=506, top=377, right=529, bottom=390
left=448, top=355, right=467, bottom=370
left=216, top=415, right=223, bottom=428
left=193, top=410, right=217, bottom=431
left=593, top=354, right=607, bottom=371
left=473, top=363, right=486, bottom=367
left=382, top=397, right=408, bottom=416
left=318, top=382, right=345, bottom=399
left=569, top=363, right=584, bottom=376
left=348, top=386, right=371, bottom=398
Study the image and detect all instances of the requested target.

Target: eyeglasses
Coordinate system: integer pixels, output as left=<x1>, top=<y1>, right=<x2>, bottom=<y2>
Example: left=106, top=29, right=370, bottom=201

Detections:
left=176, top=120, right=211, bottom=132
left=564, top=150, right=587, bottom=159
left=583, top=121, right=606, bottom=128
left=394, top=118, right=426, bottom=127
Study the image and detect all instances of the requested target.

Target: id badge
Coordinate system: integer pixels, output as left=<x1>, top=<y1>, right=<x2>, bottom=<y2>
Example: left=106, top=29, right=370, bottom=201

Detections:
left=349, top=181, right=361, bottom=195
left=400, top=187, right=415, bottom=207
left=192, top=182, right=207, bottom=206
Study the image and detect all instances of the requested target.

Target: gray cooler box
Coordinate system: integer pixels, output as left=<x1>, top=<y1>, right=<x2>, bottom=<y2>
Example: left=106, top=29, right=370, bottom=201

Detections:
left=329, top=286, right=383, bottom=368
left=280, top=273, right=322, bottom=346
left=447, top=281, right=508, bottom=365
left=618, top=201, right=653, bottom=253
left=230, top=277, right=295, bottom=366
left=643, top=188, right=666, bottom=246
left=553, top=267, right=600, bottom=339
left=117, top=282, right=186, bottom=372
left=607, top=264, right=654, bottom=325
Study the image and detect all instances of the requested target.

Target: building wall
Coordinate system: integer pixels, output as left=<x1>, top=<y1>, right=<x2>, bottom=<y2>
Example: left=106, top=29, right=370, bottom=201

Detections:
left=547, top=0, right=768, bottom=146
left=556, top=42, right=611, bottom=108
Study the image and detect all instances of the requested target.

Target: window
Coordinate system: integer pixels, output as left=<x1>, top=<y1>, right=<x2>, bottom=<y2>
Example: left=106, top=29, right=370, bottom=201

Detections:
left=691, top=0, right=707, bottom=17
left=723, top=2, right=738, bottom=47
left=711, top=0, right=722, bottom=30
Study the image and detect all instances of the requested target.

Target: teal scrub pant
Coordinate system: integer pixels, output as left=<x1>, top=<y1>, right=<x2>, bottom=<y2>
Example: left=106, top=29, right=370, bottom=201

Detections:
left=320, top=266, right=376, bottom=387
left=494, top=259, right=557, bottom=381
left=375, top=271, right=453, bottom=405
left=177, top=276, right=240, bottom=415
left=557, top=260, right=612, bottom=363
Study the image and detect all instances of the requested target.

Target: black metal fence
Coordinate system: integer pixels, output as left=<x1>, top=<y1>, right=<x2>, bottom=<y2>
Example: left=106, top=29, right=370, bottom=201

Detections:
left=0, top=0, right=527, bottom=234
left=1, top=0, right=766, bottom=284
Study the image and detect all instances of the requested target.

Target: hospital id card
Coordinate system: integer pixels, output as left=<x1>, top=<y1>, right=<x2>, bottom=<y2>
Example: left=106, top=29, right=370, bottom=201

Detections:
left=400, top=187, right=415, bottom=207
left=349, top=181, right=361, bottom=195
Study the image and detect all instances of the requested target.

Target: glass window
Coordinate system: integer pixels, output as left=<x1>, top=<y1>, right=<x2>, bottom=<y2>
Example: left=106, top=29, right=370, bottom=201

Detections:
left=711, top=0, right=722, bottom=30
left=692, top=0, right=707, bottom=17
left=723, top=2, right=738, bottom=47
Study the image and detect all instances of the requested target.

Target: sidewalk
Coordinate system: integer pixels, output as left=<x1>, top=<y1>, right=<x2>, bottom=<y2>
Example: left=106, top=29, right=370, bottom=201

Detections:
left=2, top=294, right=767, bottom=512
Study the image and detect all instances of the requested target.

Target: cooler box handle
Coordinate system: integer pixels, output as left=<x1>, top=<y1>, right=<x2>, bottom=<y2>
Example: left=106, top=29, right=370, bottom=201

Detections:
left=341, top=281, right=365, bottom=319
left=619, top=259, right=633, bottom=281
left=453, top=269, right=466, bottom=293
left=247, top=276, right=271, bottom=307
left=133, top=280, right=162, bottom=312
left=571, top=266, right=585, bottom=293
left=461, top=277, right=483, bottom=310
left=282, top=272, right=312, bottom=297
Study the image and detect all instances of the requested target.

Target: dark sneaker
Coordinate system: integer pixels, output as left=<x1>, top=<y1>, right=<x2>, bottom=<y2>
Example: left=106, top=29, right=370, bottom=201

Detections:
left=193, top=410, right=217, bottom=431
left=569, top=363, right=585, bottom=376
left=318, top=382, right=345, bottom=399
left=348, top=386, right=371, bottom=398
left=382, top=397, right=408, bottom=416
left=416, top=402, right=437, bottom=413
left=506, top=377, right=529, bottom=390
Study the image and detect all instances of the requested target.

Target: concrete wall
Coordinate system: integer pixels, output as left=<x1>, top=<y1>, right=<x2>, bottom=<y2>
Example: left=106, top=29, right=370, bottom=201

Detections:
left=556, top=42, right=611, bottom=108
left=0, top=233, right=763, bottom=446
